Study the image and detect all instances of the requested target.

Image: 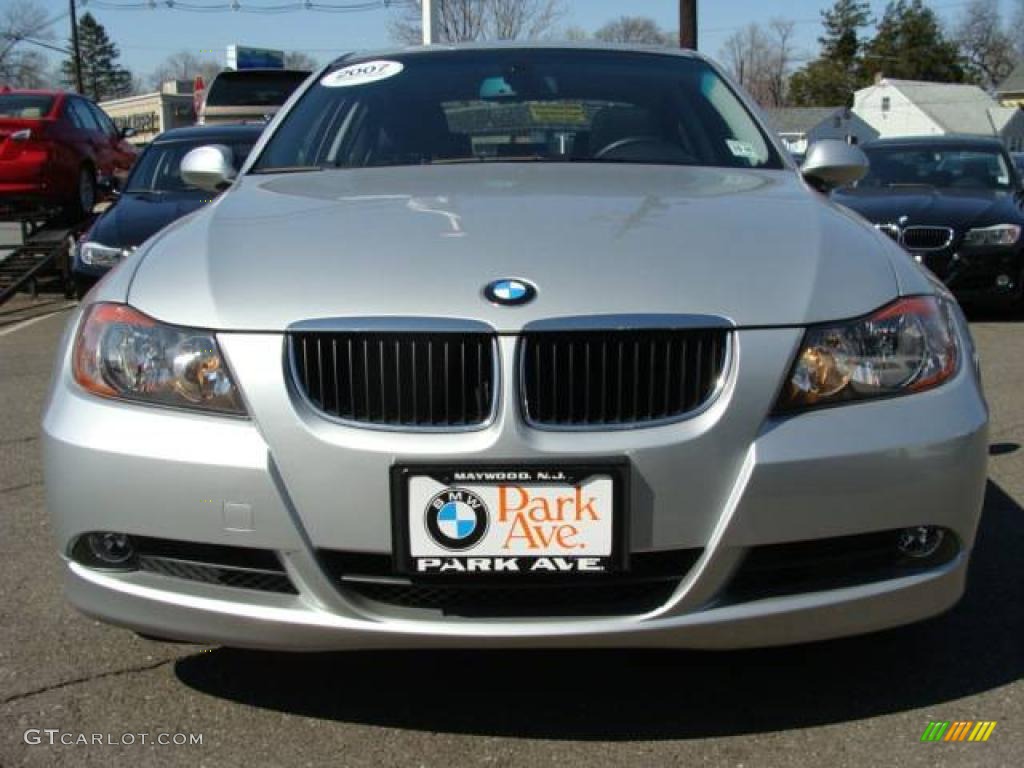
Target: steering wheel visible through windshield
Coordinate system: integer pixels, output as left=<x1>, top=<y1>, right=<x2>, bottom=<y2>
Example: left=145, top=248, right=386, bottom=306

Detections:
left=252, top=49, right=782, bottom=172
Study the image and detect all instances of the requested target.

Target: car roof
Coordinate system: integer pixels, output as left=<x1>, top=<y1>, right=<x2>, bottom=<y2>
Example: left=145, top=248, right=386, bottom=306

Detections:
left=328, top=41, right=701, bottom=67
left=210, top=68, right=311, bottom=78
left=152, top=124, right=266, bottom=144
left=862, top=135, right=1007, bottom=150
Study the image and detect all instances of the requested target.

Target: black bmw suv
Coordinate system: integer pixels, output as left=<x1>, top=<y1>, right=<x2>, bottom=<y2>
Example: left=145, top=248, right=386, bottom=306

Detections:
left=834, top=136, right=1024, bottom=310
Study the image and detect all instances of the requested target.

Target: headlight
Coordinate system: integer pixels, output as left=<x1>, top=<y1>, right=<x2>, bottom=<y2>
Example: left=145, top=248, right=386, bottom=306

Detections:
left=79, top=241, right=131, bottom=267
left=777, top=296, right=960, bottom=412
left=962, top=224, right=1021, bottom=248
left=72, top=303, right=246, bottom=415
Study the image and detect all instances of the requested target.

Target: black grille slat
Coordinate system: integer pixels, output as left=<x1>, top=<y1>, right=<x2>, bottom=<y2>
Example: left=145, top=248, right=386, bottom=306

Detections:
left=332, top=338, right=341, bottom=417
left=292, top=332, right=496, bottom=428
left=523, top=329, right=728, bottom=428
left=347, top=338, right=356, bottom=420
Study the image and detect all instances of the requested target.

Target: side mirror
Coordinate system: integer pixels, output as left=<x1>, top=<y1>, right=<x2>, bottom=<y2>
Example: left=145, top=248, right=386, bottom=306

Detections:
left=119, top=126, right=136, bottom=140
left=181, top=144, right=237, bottom=193
left=801, top=140, right=869, bottom=192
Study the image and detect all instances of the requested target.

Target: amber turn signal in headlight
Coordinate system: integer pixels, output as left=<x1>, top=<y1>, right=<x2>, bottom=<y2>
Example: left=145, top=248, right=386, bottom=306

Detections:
left=73, top=303, right=246, bottom=415
left=777, top=296, right=960, bottom=412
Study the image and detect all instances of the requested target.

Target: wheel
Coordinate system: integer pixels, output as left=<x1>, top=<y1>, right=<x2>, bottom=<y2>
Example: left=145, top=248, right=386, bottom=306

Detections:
left=62, top=165, right=96, bottom=223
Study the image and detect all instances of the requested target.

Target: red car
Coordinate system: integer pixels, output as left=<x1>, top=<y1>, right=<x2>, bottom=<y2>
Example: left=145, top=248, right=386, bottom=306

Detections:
left=0, top=89, right=137, bottom=219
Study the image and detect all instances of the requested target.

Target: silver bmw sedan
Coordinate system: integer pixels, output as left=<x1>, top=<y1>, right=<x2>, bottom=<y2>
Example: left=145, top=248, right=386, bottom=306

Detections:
left=42, top=45, right=988, bottom=651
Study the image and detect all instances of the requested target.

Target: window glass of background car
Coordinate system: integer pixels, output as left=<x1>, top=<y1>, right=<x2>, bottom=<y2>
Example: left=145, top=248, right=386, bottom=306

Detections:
left=69, top=99, right=102, bottom=133
left=254, top=50, right=782, bottom=171
left=87, top=102, right=119, bottom=138
left=0, top=94, right=55, bottom=118
left=62, top=100, right=84, bottom=130
left=859, top=148, right=1013, bottom=191
left=205, top=71, right=309, bottom=108
left=126, top=140, right=255, bottom=192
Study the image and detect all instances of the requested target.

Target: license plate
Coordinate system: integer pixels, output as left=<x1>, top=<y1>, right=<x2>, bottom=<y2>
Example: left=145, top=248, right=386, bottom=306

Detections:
left=392, top=463, right=628, bottom=577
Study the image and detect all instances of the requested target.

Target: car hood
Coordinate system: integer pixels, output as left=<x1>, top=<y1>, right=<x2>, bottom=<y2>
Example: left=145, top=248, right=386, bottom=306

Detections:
left=833, top=186, right=1019, bottom=228
left=128, top=164, right=909, bottom=331
left=91, top=192, right=209, bottom=250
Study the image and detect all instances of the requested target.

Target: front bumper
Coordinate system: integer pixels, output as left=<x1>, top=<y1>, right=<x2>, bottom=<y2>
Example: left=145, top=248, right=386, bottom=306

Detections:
left=42, top=320, right=989, bottom=650
left=64, top=553, right=968, bottom=650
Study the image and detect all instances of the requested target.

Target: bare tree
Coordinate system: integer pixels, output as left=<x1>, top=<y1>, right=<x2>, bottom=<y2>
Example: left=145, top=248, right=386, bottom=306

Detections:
left=284, top=51, right=319, bottom=72
left=957, top=0, right=1017, bottom=89
left=390, top=0, right=564, bottom=45
left=721, top=25, right=771, bottom=102
left=766, top=20, right=797, bottom=108
left=562, top=25, right=589, bottom=42
left=720, top=20, right=797, bottom=107
left=149, top=51, right=221, bottom=91
left=594, top=16, right=672, bottom=46
left=0, top=0, right=57, bottom=88
left=489, top=0, right=564, bottom=39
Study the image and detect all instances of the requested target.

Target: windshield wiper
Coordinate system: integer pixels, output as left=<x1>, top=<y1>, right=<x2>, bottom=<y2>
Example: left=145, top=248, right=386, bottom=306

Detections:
left=428, top=155, right=553, bottom=165
left=249, top=165, right=326, bottom=175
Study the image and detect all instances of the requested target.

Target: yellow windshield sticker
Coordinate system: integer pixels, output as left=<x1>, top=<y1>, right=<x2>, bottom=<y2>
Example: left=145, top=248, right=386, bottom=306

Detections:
left=529, top=102, right=587, bottom=125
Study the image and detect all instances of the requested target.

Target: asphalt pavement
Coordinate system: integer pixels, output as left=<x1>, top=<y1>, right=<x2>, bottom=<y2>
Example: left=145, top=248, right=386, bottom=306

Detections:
left=0, top=296, right=1021, bottom=768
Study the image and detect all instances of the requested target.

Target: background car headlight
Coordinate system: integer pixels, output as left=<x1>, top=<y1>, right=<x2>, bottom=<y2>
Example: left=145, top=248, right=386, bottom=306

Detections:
left=777, top=296, right=960, bottom=412
left=78, top=241, right=131, bottom=267
left=962, top=224, right=1021, bottom=248
left=72, top=303, right=246, bottom=415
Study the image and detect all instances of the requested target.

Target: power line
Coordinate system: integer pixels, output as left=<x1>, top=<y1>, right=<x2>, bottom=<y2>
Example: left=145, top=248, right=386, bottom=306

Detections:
left=81, top=0, right=414, bottom=13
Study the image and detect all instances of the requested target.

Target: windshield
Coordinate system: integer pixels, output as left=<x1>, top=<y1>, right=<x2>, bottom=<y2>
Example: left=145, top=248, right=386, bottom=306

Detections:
left=253, top=50, right=782, bottom=171
left=858, top=147, right=1014, bottom=191
left=125, top=139, right=255, bottom=193
left=0, top=94, right=54, bottom=119
left=205, top=71, right=309, bottom=108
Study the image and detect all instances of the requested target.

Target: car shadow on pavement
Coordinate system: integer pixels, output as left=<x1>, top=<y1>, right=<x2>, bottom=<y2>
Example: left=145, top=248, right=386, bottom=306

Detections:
left=961, top=304, right=1023, bottom=323
left=175, top=480, right=1023, bottom=740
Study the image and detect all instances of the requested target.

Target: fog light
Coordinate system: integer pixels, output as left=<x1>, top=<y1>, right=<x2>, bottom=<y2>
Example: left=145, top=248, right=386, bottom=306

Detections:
left=896, top=526, right=945, bottom=559
left=77, top=532, right=137, bottom=568
left=996, top=274, right=1012, bottom=288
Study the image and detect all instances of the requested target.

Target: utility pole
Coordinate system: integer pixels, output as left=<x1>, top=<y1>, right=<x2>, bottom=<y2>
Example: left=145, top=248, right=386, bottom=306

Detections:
left=422, top=0, right=440, bottom=46
left=69, top=0, right=84, bottom=93
left=679, top=0, right=698, bottom=50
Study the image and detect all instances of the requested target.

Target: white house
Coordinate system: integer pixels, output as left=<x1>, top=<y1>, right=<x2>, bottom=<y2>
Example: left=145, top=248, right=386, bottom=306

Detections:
left=100, top=81, right=196, bottom=146
left=853, top=78, right=1024, bottom=150
left=764, top=107, right=878, bottom=156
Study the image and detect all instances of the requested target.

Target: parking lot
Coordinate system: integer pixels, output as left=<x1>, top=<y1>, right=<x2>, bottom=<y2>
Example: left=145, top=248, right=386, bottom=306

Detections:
left=0, top=296, right=1019, bottom=767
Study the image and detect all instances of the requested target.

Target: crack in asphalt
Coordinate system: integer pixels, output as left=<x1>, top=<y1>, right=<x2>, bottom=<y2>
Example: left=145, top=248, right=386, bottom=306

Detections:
left=0, top=436, right=38, bottom=447
left=0, top=481, right=42, bottom=495
left=1, top=658, right=176, bottom=707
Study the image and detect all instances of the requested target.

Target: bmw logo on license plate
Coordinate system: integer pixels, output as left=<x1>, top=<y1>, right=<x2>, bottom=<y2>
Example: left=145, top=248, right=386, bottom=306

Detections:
left=484, top=278, right=536, bottom=306
left=425, top=488, right=489, bottom=551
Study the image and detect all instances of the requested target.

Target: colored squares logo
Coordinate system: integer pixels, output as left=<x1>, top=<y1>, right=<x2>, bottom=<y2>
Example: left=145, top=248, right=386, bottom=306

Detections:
left=920, top=721, right=997, bottom=742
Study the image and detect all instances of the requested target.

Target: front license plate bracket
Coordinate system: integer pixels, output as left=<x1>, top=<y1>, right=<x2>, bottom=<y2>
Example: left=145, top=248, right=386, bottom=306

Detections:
left=390, top=461, right=630, bottom=579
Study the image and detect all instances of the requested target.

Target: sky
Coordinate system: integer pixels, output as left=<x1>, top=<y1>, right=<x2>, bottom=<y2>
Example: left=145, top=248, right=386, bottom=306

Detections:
left=24, top=0, right=1024, bottom=82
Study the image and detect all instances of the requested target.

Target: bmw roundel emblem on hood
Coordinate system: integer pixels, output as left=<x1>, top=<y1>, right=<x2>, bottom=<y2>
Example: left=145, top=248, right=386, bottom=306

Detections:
left=484, top=278, right=536, bottom=306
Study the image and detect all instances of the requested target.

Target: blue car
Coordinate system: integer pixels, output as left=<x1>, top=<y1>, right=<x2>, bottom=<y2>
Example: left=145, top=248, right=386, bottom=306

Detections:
left=72, top=123, right=263, bottom=298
